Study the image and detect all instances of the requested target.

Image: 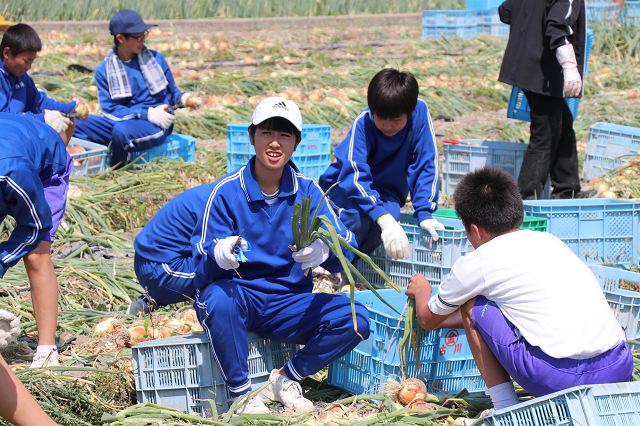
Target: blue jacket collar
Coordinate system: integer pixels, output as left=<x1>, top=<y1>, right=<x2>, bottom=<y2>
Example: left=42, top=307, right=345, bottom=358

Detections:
left=240, top=157, right=298, bottom=202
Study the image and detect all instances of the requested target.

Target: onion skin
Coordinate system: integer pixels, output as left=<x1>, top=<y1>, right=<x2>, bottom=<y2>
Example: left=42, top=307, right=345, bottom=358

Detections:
left=600, top=190, right=617, bottom=199
left=398, top=378, right=427, bottom=406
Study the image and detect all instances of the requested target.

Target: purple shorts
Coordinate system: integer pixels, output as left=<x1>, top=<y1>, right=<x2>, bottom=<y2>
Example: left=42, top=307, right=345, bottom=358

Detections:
left=0, top=152, right=72, bottom=243
left=471, top=296, right=633, bottom=397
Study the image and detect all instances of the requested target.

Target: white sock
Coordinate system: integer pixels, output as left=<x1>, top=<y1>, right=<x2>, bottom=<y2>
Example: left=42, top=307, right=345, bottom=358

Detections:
left=36, top=345, right=57, bottom=354
left=488, top=382, right=519, bottom=410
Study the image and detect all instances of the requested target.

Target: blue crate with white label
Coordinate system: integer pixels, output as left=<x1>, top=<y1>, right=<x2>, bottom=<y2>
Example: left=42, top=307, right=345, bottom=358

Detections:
left=328, top=289, right=486, bottom=395
left=484, top=381, right=640, bottom=426
left=68, top=137, right=108, bottom=177
left=588, top=265, right=640, bottom=341
left=422, top=10, right=478, bottom=39
left=226, top=123, right=331, bottom=179
left=132, top=333, right=298, bottom=417
left=581, top=122, right=640, bottom=180
left=441, top=140, right=551, bottom=199
left=523, top=199, right=640, bottom=267
left=507, top=29, right=593, bottom=122
left=466, top=0, right=503, bottom=9
left=355, top=215, right=472, bottom=288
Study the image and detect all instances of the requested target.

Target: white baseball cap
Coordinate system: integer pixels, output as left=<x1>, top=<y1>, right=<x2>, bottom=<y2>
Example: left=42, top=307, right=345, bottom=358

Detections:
left=251, top=97, right=303, bottom=132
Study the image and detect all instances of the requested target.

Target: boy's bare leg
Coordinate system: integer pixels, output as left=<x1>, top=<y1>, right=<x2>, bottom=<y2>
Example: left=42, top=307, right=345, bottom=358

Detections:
left=23, top=241, right=58, bottom=346
left=0, top=355, right=59, bottom=426
left=460, top=298, right=511, bottom=388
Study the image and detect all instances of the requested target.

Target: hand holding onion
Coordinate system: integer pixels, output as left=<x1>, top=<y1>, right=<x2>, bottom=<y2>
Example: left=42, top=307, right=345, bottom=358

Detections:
left=74, top=103, right=89, bottom=121
left=185, top=95, right=203, bottom=109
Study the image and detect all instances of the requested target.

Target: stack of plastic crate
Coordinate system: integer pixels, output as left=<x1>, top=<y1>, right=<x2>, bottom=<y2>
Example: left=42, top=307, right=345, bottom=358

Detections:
left=623, top=1, right=640, bottom=25
left=581, top=122, right=640, bottom=180
left=422, top=10, right=478, bottom=39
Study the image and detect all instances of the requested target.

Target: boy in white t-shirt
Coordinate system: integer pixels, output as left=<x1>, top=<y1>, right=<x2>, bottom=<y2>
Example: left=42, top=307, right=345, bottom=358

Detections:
left=406, top=166, right=632, bottom=411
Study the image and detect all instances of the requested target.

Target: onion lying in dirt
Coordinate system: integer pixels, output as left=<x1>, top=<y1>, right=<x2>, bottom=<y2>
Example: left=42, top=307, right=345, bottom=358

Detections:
left=92, top=317, right=117, bottom=336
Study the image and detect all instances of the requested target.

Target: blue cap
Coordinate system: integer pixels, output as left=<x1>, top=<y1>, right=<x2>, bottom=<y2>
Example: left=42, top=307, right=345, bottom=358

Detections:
left=109, top=9, right=157, bottom=36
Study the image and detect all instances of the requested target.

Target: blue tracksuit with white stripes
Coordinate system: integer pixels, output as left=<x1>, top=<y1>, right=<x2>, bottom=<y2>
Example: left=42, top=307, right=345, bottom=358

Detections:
left=74, top=49, right=183, bottom=167
left=318, top=99, right=439, bottom=255
left=0, top=113, right=68, bottom=277
left=133, top=183, right=216, bottom=305
left=0, top=61, right=76, bottom=120
left=192, top=158, right=370, bottom=397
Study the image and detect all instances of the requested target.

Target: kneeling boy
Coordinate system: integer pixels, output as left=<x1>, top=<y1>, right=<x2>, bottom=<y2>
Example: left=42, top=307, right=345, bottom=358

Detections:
left=406, top=166, right=632, bottom=410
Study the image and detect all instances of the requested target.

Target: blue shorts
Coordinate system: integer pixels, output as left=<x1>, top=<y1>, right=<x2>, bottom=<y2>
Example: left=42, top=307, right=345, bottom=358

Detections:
left=471, top=296, right=633, bottom=397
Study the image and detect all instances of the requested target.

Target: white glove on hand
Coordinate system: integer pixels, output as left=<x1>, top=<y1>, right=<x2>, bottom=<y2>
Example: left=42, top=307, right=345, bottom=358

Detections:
left=44, top=110, right=70, bottom=133
left=0, top=309, right=20, bottom=348
left=292, top=239, right=330, bottom=270
left=147, top=104, right=176, bottom=129
left=556, top=44, right=582, bottom=98
left=419, top=218, right=446, bottom=241
left=378, top=214, right=410, bottom=260
left=213, top=236, right=248, bottom=270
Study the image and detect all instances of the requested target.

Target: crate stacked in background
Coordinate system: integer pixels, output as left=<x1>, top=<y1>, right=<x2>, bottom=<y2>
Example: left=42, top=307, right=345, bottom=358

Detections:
left=484, top=382, right=640, bottom=426
left=581, top=122, right=640, bottom=180
left=440, top=140, right=551, bottom=199
left=327, top=289, right=486, bottom=396
left=476, top=9, right=509, bottom=37
left=587, top=2, right=620, bottom=21
left=623, top=1, right=640, bottom=25
left=67, top=137, right=108, bottom=177
left=465, top=0, right=502, bottom=9
left=132, top=332, right=298, bottom=417
left=422, top=9, right=508, bottom=39
left=507, top=29, right=594, bottom=122
left=105, top=133, right=196, bottom=166
left=523, top=199, right=640, bottom=268
left=432, top=209, right=548, bottom=232
left=589, top=265, right=640, bottom=341
left=226, top=123, right=331, bottom=179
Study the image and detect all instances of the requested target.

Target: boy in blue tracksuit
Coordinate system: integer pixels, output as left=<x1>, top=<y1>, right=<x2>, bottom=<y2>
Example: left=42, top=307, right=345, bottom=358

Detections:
left=192, top=97, right=369, bottom=414
left=319, top=68, right=443, bottom=260
left=0, top=24, right=80, bottom=140
left=0, top=113, right=73, bottom=369
left=127, top=182, right=215, bottom=315
left=74, top=9, right=200, bottom=168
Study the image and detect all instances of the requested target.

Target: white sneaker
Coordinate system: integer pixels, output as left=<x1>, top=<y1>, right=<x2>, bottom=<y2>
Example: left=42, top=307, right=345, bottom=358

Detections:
left=233, top=393, right=270, bottom=415
left=262, top=370, right=315, bottom=413
left=30, top=351, right=59, bottom=368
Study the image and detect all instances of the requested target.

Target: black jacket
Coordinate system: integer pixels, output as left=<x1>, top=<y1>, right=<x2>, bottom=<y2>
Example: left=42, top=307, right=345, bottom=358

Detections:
left=498, top=0, right=587, bottom=98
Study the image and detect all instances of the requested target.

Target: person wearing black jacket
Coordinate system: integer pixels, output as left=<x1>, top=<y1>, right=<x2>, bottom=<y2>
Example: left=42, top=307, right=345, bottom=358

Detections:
left=498, top=0, right=590, bottom=199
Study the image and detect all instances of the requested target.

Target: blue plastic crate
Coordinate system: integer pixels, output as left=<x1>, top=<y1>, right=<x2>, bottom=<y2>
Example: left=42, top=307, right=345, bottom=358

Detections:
left=507, top=29, right=593, bottom=122
left=476, top=9, right=509, bottom=36
left=587, top=2, right=619, bottom=21
left=623, top=1, right=640, bottom=25
left=132, top=133, right=196, bottom=163
left=422, top=10, right=478, bottom=39
left=68, top=137, right=108, bottom=177
left=328, top=289, right=486, bottom=395
left=581, top=122, right=640, bottom=180
left=484, top=381, right=640, bottom=426
left=355, top=215, right=472, bottom=288
left=523, top=199, right=640, bottom=267
left=132, top=332, right=298, bottom=417
left=589, top=265, right=640, bottom=341
left=441, top=140, right=551, bottom=199
left=466, top=0, right=503, bottom=9
left=226, top=123, right=331, bottom=179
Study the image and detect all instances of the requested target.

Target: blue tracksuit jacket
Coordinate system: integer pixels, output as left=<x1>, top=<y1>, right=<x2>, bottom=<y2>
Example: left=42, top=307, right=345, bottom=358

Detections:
left=319, top=99, right=439, bottom=223
left=0, top=113, right=68, bottom=276
left=134, top=182, right=216, bottom=264
left=94, top=50, right=183, bottom=121
left=192, top=159, right=356, bottom=293
left=0, top=61, right=76, bottom=121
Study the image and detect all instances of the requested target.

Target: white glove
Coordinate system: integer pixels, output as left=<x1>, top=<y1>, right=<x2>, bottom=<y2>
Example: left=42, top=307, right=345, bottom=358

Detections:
left=556, top=44, right=582, bottom=98
left=292, top=240, right=330, bottom=270
left=44, top=110, right=70, bottom=133
left=213, top=236, right=248, bottom=270
left=0, top=309, right=20, bottom=348
left=147, top=104, right=176, bottom=129
left=377, top=214, right=410, bottom=260
left=419, top=218, right=446, bottom=241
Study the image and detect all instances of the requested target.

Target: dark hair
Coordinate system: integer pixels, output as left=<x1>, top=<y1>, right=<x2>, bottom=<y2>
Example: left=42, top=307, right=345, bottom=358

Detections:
left=0, top=24, right=42, bottom=57
left=248, top=116, right=302, bottom=146
left=453, top=166, right=524, bottom=235
left=367, top=68, right=419, bottom=119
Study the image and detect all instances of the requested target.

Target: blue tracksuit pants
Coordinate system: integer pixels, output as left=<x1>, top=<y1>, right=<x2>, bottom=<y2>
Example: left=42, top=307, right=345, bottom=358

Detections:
left=74, top=115, right=172, bottom=167
left=326, top=190, right=401, bottom=257
left=134, top=253, right=196, bottom=305
left=195, top=280, right=370, bottom=397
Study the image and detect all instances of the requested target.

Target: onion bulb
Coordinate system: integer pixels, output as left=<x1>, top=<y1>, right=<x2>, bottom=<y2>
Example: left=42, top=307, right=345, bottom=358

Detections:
left=74, top=103, right=89, bottom=120
left=185, top=96, right=202, bottom=109
left=397, top=378, right=427, bottom=405
left=595, top=182, right=609, bottom=193
left=178, top=308, right=198, bottom=324
left=407, top=399, right=436, bottom=411
left=92, top=317, right=115, bottom=336
left=600, top=190, right=617, bottom=199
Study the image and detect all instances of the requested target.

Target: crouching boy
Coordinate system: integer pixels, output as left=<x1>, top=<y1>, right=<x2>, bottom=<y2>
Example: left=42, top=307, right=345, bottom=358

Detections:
left=406, top=166, right=632, bottom=411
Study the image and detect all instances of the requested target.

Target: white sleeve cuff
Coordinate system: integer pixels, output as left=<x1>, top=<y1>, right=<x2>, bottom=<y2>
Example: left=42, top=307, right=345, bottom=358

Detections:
left=428, top=293, right=459, bottom=316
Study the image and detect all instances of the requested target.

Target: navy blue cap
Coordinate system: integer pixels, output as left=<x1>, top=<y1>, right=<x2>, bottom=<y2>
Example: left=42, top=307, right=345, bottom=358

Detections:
left=109, top=9, right=157, bottom=36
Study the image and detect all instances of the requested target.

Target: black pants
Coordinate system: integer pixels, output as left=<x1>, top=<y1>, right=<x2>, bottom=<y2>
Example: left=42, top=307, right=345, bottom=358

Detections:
left=518, top=90, right=581, bottom=200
